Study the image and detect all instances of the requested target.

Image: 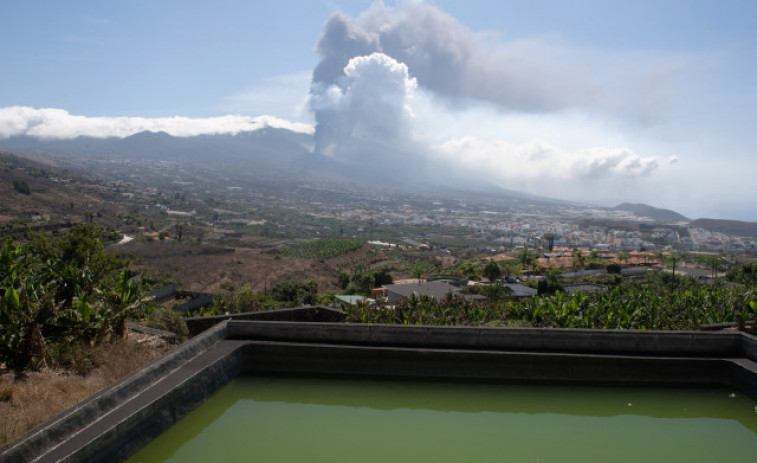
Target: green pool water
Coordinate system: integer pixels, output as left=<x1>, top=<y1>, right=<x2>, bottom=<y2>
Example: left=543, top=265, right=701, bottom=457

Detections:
left=126, top=376, right=757, bottom=463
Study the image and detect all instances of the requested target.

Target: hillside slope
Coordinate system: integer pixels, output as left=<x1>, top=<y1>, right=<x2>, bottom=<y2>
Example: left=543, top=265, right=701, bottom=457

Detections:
left=689, top=218, right=757, bottom=238
left=0, top=152, right=104, bottom=225
left=613, top=203, right=689, bottom=223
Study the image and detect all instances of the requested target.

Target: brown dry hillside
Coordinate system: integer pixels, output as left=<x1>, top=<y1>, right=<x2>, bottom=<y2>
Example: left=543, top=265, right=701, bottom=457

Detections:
left=0, top=152, right=103, bottom=225
left=116, top=241, right=345, bottom=293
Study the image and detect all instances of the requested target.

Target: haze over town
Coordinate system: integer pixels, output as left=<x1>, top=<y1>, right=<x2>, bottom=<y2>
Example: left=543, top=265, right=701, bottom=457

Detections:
left=2, top=0, right=756, bottom=220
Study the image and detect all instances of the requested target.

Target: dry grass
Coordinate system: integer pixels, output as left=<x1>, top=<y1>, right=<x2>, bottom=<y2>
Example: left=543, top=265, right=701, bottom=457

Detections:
left=0, top=333, right=172, bottom=448
left=121, top=242, right=344, bottom=294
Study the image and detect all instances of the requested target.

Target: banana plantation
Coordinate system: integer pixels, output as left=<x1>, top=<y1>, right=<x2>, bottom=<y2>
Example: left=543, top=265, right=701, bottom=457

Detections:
left=347, top=275, right=757, bottom=330
left=0, top=225, right=142, bottom=373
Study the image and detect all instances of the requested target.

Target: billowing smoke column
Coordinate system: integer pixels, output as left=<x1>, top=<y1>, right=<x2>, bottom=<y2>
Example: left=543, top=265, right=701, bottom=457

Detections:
left=309, top=11, right=428, bottom=181
left=310, top=3, right=589, bottom=120
left=307, top=2, right=673, bottom=193
left=307, top=3, right=595, bottom=183
left=310, top=52, right=417, bottom=164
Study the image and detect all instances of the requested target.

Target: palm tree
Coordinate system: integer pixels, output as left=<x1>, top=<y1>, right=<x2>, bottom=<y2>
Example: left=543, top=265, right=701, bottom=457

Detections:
left=707, top=255, right=724, bottom=279
left=412, top=264, right=425, bottom=284
left=588, top=250, right=601, bottom=268
left=662, top=252, right=682, bottom=290
left=517, top=248, right=536, bottom=273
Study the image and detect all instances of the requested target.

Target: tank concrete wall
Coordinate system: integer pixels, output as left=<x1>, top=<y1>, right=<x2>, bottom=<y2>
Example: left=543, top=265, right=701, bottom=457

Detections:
left=742, top=333, right=757, bottom=361
left=3, top=321, right=756, bottom=463
left=71, top=341, right=245, bottom=463
left=0, top=322, right=233, bottom=463
left=185, top=306, right=347, bottom=336
left=241, top=341, right=732, bottom=386
left=232, top=322, right=755, bottom=392
left=227, top=321, right=746, bottom=358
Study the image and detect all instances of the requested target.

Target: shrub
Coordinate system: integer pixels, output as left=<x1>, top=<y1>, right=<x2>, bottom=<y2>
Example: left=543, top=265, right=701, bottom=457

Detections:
left=482, top=260, right=502, bottom=282
left=726, top=263, right=757, bottom=286
left=233, top=286, right=277, bottom=312
left=49, top=342, right=103, bottom=376
left=0, top=385, right=13, bottom=402
left=270, top=279, right=318, bottom=305
left=480, top=283, right=513, bottom=300
left=337, top=271, right=350, bottom=289
left=373, top=269, right=394, bottom=286
left=537, top=271, right=564, bottom=296
left=145, top=308, right=189, bottom=342
left=12, top=180, right=30, bottom=195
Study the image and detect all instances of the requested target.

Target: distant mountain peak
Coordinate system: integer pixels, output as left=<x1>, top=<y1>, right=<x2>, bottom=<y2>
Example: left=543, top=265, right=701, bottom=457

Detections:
left=613, top=203, right=689, bottom=223
left=125, top=130, right=172, bottom=139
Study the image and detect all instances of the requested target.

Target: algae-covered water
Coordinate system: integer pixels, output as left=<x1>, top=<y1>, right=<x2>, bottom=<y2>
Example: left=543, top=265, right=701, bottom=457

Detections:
left=126, top=376, right=757, bottom=463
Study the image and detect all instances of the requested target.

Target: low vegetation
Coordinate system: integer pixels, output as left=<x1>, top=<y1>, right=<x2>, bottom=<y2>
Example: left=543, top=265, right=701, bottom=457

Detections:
left=280, top=238, right=365, bottom=260
left=11, top=180, right=30, bottom=195
left=0, top=224, right=145, bottom=374
left=0, top=225, right=183, bottom=448
left=726, top=262, right=757, bottom=286
left=347, top=273, right=757, bottom=330
left=144, top=308, right=189, bottom=342
left=0, top=334, right=171, bottom=447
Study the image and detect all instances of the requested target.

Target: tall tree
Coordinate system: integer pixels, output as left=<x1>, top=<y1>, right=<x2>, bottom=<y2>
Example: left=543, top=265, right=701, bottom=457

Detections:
left=573, top=250, right=586, bottom=272
left=412, top=264, right=425, bottom=284
left=482, top=260, right=502, bottom=282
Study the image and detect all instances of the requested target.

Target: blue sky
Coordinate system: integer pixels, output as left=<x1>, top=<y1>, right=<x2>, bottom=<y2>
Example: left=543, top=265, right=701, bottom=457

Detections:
left=2, top=1, right=756, bottom=220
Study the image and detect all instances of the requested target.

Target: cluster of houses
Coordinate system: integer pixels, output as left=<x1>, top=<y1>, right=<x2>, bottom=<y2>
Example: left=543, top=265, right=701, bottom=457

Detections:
left=333, top=275, right=622, bottom=308
left=536, top=248, right=663, bottom=270
left=336, top=276, right=538, bottom=307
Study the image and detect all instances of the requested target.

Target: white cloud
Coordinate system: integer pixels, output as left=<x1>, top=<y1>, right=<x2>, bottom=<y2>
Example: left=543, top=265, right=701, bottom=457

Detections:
left=0, top=106, right=314, bottom=140
left=434, top=137, right=671, bottom=184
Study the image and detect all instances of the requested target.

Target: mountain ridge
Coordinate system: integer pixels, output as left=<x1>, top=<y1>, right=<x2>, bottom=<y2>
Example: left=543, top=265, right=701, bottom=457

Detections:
left=1, top=132, right=749, bottom=224
left=0, top=128, right=313, bottom=169
left=689, top=218, right=757, bottom=238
